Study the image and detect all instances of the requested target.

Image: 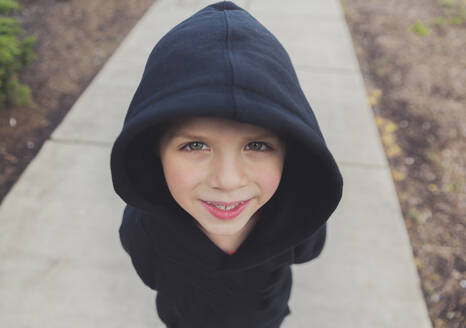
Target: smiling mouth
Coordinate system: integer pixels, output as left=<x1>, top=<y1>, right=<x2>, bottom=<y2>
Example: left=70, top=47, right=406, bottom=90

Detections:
left=201, top=199, right=250, bottom=220
left=201, top=199, right=250, bottom=208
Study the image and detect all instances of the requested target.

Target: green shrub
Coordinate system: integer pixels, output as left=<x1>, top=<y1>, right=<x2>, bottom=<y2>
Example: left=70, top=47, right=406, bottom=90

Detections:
left=0, top=0, right=37, bottom=109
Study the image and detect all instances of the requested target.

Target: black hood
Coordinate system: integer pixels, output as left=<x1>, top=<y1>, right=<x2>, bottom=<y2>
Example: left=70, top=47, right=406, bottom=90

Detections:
left=110, top=1, right=343, bottom=272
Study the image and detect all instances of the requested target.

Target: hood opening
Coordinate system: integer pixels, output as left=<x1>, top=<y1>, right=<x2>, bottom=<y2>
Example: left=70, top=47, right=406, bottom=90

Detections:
left=110, top=0, right=344, bottom=268
left=113, top=112, right=340, bottom=234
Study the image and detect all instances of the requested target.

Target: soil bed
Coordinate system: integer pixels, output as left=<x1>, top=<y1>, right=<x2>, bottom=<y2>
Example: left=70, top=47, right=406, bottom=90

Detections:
left=342, top=0, right=465, bottom=327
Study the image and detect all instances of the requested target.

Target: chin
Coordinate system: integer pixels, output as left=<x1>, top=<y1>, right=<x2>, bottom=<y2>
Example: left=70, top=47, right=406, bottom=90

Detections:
left=208, top=222, right=243, bottom=236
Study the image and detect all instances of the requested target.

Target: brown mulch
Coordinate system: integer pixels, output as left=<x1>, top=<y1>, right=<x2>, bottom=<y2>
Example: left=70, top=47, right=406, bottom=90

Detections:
left=342, top=0, right=465, bottom=327
left=0, top=0, right=464, bottom=327
left=0, top=0, right=157, bottom=201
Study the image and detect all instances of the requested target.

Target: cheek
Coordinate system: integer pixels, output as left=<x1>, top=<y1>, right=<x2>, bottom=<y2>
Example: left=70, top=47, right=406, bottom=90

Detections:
left=162, top=156, right=202, bottom=196
left=253, top=160, right=283, bottom=197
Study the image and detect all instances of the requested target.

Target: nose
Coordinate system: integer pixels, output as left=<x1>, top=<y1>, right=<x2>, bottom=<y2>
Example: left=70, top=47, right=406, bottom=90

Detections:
left=207, top=152, right=248, bottom=191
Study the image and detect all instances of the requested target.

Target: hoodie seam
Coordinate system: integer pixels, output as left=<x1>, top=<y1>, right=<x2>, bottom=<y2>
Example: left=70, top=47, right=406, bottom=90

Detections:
left=223, top=8, right=238, bottom=119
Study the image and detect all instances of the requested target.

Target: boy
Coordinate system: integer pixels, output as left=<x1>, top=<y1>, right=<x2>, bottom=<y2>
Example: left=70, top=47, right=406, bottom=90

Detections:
left=155, top=116, right=287, bottom=255
left=110, top=2, right=343, bottom=328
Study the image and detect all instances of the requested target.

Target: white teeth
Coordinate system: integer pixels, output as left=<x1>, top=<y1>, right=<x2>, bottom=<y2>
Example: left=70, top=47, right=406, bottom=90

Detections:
left=214, top=203, right=236, bottom=211
left=206, top=201, right=244, bottom=211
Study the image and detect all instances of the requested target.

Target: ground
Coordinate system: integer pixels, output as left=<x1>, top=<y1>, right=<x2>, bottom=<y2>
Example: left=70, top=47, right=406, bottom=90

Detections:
left=0, top=0, right=464, bottom=327
left=342, top=0, right=465, bottom=327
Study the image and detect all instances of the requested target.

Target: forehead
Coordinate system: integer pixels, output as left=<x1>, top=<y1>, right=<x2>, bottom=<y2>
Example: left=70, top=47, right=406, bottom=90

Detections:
left=166, top=116, right=274, bottom=136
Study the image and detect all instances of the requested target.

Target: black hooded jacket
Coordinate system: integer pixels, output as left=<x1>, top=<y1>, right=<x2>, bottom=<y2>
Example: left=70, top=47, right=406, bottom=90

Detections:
left=110, top=1, right=343, bottom=327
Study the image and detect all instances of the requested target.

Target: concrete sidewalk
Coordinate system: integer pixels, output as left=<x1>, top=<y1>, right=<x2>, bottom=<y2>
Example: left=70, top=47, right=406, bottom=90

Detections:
left=0, top=0, right=432, bottom=327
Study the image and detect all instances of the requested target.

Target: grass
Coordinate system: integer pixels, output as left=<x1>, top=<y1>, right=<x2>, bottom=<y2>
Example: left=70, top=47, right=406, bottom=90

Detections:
left=410, top=0, right=465, bottom=36
left=410, top=19, right=430, bottom=36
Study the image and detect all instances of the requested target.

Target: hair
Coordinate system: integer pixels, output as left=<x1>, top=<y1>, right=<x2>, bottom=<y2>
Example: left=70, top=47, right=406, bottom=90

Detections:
left=148, top=118, right=179, bottom=159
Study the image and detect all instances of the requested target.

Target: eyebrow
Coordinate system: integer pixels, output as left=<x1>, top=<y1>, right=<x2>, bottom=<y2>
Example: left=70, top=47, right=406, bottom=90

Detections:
left=171, top=132, right=278, bottom=140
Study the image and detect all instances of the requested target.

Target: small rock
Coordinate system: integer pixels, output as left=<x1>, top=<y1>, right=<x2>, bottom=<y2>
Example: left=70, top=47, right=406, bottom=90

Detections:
left=9, top=117, right=16, bottom=127
left=405, top=157, right=415, bottom=165
left=27, top=141, right=35, bottom=149
left=430, top=293, right=440, bottom=302
left=400, top=120, right=409, bottom=128
left=446, top=311, right=455, bottom=319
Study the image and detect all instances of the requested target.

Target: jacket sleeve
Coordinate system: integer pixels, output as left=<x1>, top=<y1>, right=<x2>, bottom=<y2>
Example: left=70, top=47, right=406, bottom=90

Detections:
left=293, top=222, right=327, bottom=264
left=119, top=205, right=161, bottom=291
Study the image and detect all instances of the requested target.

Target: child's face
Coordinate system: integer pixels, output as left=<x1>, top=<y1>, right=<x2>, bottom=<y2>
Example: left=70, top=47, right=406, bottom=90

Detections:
left=158, top=116, right=286, bottom=238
